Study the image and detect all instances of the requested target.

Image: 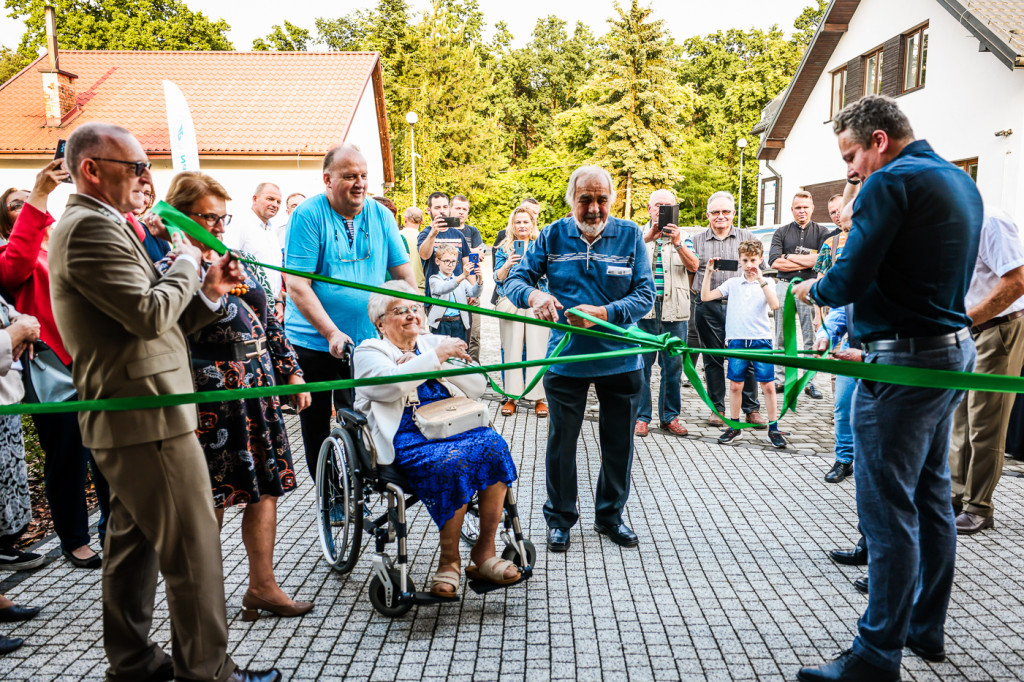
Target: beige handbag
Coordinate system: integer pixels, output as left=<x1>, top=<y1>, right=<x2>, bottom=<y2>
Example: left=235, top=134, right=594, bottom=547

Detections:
left=409, top=388, right=489, bottom=440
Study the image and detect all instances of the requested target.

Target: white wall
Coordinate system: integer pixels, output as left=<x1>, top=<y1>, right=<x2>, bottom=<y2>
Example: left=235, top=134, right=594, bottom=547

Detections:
left=758, top=0, right=1024, bottom=223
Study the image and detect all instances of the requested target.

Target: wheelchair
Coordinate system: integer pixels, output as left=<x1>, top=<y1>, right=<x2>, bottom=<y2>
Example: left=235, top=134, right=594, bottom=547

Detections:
left=315, top=406, right=536, bottom=617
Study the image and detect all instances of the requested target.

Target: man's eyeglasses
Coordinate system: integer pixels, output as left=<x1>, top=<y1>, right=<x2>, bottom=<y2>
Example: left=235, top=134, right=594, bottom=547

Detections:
left=188, top=212, right=233, bottom=227
left=708, top=210, right=734, bottom=216
left=336, top=221, right=372, bottom=263
left=92, top=158, right=152, bottom=177
left=6, top=199, right=24, bottom=213
left=379, top=304, right=421, bottom=319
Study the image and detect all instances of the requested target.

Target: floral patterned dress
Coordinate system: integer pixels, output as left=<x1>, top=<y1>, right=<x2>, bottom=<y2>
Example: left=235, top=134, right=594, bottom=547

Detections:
left=156, top=256, right=302, bottom=508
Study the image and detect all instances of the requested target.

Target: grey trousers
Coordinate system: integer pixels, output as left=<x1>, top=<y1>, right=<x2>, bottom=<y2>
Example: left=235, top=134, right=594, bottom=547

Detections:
left=774, top=279, right=817, bottom=386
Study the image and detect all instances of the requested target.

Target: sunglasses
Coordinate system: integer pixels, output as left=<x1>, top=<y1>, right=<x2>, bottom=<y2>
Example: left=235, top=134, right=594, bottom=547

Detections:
left=93, top=158, right=152, bottom=176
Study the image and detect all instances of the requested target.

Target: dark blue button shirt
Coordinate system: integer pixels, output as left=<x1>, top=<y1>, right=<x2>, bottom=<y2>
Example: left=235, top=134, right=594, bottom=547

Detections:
left=809, top=140, right=983, bottom=342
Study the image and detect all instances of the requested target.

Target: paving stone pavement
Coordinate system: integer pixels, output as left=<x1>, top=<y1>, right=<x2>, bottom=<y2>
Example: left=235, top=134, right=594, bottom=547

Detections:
left=3, top=323, right=1024, bottom=681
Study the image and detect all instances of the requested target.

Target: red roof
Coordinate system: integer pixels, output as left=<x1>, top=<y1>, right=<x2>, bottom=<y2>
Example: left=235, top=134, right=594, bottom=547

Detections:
left=0, top=50, right=385, bottom=157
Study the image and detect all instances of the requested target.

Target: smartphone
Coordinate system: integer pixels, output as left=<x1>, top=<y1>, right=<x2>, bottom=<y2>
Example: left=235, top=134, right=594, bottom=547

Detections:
left=53, top=139, right=72, bottom=183
left=715, top=259, right=739, bottom=271
left=513, top=240, right=526, bottom=256
left=468, top=252, right=479, bottom=265
left=442, top=216, right=461, bottom=228
left=657, top=204, right=679, bottom=229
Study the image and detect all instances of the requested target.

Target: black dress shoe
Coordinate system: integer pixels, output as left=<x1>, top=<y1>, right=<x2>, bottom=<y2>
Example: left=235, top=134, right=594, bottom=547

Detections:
left=226, top=668, right=282, bottom=682
left=546, top=527, right=570, bottom=553
left=829, top=545, right=867, bottom=566
left=853, top=575, right=868, bottom=593
left=805, top=384, right=823, bottom=399
left=797, top=649, right=899, bottom=681
left=824, top=461, right=853, bottom=483
left=906, top=639, right=946, bottom=663
left=62, top=548, right=101, bottom=569
left=0, top=604, right=41, bottom=623
left=593, top=521, right=639, bottom=548
left=0, top=635, right=23, bottom=655
left=144, top=653, right=174, bottom=682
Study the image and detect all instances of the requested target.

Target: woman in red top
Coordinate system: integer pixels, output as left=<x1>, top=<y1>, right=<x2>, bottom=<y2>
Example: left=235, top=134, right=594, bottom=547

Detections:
left=0, top=160, right=109, bottom=569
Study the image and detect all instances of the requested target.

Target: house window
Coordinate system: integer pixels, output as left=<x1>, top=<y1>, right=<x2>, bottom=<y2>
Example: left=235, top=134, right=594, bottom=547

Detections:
left=954, top=158, right=979, bottom=182
left=864, top=48, right=884, bottom=95
left=761, top=178, right=778, bottom=226
left=830, top=67, right=847, bottom=119
left=903, top=25, right=928, bottom=92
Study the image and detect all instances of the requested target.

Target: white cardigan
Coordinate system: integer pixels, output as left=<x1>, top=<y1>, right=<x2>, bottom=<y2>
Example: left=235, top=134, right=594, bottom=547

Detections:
left=354, top=334, right=486, bottom=465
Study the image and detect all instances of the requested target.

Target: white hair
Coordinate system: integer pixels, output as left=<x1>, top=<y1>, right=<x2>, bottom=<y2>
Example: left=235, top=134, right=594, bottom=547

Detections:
left=565, top=165, right=616, bottom=207
left=367, top=280, right=420, bottom=325
left=706, top=191, right=735, bottom=213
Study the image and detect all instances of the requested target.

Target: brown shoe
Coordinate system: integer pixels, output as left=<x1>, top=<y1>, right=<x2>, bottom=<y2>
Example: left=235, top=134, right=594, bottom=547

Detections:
left=501, top=400, right=517, bottom=416
left=745, top=411, right=767, bottom=429
left=634, top=420, right=649, bottom=437
left=707, top=413, right=724, bottom=426
left=955, top=511, right=994, bottom=535
left=535, top=400, right=548, bottom=418
left=660, top=418, right=688, bottom=436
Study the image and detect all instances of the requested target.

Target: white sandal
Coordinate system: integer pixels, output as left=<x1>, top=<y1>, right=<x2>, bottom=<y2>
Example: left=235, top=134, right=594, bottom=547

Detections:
left=465, top=556, right=519, bottom=585
left=430, top=568, right=461, bottom=597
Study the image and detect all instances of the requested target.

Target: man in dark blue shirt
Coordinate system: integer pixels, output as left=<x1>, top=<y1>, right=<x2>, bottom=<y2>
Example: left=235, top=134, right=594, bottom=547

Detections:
left=794, top=96, right=981, bottom=682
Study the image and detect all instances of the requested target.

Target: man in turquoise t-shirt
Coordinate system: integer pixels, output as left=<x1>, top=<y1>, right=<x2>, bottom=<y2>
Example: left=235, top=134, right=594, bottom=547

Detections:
left=284, top=145, right=414, bottom=479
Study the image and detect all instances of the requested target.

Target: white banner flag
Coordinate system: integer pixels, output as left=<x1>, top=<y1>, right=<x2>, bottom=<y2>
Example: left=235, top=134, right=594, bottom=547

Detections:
left=162, top=80, right=200, bottom=172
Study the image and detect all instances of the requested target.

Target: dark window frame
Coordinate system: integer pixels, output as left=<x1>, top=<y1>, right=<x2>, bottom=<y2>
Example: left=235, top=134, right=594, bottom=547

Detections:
left=902, top=22, right=929, bottom=93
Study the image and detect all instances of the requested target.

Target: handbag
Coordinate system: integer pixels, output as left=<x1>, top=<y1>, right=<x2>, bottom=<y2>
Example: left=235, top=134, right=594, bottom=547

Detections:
left=0, top=304, right=76, bottom=404
left=409, top=391, right=489, bottom=440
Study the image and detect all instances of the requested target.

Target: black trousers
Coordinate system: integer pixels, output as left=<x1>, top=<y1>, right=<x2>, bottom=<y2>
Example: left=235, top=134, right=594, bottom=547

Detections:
left=31, top=410, right=110, bottom=551
left=693, top=298, right=760, bottom=414
left=294, top=345, right=355, bottom=481
left=542, top=370, right=642, bottom=529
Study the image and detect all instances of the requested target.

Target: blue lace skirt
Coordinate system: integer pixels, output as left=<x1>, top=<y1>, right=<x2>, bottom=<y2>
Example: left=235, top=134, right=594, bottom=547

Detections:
left=392, top=380, right=517, bottom=529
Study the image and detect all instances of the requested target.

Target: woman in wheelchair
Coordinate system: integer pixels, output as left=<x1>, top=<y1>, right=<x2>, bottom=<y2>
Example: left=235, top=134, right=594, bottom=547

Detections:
left=354, top=281, right=520, bottom=597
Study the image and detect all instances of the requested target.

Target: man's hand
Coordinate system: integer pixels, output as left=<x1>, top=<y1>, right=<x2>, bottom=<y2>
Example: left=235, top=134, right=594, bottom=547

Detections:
left=833, top=348, right=863, bottom=362
left=327, top=329, right=353, bottom=359
left=662, top=224, right=683, bottom=246
left=467, top=296, right=479, bottom=306
left=200, top=251, right=246, bottom=301
left=429, top=214, right=447, bottom=236
left=791, top=280, right=815, bottom=305
left=286, top=373, right=312, bottom=413
left=529, top=290, right=563, bottom=322
left=813, top=337, right=828, bottom=352
left=565, top=304, right=607, bottom=328
left=170, top=232, right=203, bottom=275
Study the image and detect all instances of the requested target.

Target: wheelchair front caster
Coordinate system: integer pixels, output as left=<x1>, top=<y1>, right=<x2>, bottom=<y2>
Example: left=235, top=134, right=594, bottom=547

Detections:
left=369, top=568, right=416, bottom=617
left=501, top=539, right=536, bottom=569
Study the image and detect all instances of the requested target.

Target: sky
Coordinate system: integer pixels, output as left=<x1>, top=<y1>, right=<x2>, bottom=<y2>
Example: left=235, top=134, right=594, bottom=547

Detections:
left=1, top=0, right=815, bottom=51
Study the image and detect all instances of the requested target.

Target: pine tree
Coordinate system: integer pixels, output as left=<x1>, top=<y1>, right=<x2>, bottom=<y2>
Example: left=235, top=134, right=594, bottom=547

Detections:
left=588, top=0, right=683, bottom=220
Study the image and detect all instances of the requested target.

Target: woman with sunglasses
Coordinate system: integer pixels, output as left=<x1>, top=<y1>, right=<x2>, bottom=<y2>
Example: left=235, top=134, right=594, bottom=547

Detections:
left=355, top=281, right=520, bottom=596
left=0, top=160, right=110, bottom=570
left=149, top=171, right=314, bottom=621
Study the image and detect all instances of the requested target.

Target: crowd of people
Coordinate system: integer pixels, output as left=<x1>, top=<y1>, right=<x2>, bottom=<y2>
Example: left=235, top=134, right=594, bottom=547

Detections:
left=0, top=93, right=1021, bottom=682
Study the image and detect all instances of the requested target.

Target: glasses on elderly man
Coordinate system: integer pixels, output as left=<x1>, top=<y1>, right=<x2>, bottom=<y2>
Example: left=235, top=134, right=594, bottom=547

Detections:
left=93, top=158, right=152, bottom=177
left=187, top=212, right=233, bottom=227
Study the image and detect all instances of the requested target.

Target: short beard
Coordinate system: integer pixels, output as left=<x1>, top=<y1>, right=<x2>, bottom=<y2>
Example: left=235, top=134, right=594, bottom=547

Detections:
left=575, top=217, right=607, bottom=238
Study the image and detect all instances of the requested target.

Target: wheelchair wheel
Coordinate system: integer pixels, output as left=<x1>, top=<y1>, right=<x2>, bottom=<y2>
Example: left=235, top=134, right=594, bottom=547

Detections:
left=316, top=428, right=363, bottom=573
left=501, top=539, right=537, bottom=568
left=369, top=568, right=416, bottom=617
left=460, top=495, right=480, bottom=546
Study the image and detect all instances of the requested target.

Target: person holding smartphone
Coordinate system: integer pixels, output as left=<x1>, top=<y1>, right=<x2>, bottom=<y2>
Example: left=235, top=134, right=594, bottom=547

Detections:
left=493, top=206, right=549, bottom=417
left=634, top=189, right=698, bottom=437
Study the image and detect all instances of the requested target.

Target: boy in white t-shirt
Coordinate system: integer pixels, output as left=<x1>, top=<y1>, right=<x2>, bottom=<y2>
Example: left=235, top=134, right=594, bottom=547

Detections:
left=700, top=239, right=786, bottom=448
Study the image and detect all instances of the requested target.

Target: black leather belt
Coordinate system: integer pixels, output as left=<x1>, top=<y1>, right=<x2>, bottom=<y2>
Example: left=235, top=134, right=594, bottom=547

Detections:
left=440, top=314, right=462, bottom=322
left=191, top=337, right=268, bottom=362
left=862, top=328, right=970, bottom=354
left=971, top=309, right=1024, bottom=335
left=655, top=294, right=664, bottom=302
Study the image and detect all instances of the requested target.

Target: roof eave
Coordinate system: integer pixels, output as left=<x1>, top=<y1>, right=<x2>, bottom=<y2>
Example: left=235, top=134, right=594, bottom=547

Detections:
left=934, top=0, right=1023, bottom=71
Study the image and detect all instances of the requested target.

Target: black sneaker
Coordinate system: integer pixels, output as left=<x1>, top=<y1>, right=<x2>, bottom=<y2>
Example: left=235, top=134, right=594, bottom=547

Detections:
left=768, top=430, right=787, bottom=449
left=0, top=550, right=45, bottom=571
left=718, top=428, right=742, bottom=444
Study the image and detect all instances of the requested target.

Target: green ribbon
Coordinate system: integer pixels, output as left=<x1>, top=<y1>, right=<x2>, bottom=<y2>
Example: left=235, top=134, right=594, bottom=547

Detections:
left=3, top=207, right=1017, bottom=418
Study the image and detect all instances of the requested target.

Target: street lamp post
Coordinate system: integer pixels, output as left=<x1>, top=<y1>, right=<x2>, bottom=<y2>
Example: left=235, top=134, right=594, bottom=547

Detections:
left=406, top=111, right=419, bottom=207
left=737, top=137, right=747, bottom=228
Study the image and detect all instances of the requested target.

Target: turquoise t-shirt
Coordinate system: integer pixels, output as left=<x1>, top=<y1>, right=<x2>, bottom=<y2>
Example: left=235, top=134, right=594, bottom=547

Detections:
left=283, top=194, right=409, bottom=350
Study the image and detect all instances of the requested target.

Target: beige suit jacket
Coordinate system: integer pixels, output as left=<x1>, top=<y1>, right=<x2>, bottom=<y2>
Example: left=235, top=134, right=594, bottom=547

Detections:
left=48, top=194, right=222, bottom=449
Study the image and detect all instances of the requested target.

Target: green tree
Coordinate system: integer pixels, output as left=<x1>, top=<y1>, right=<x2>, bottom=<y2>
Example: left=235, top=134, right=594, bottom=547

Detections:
left=252, top=20, right=311, bottom=51
left=4, top=0, right=233, bottom=54
left=793, top=0, right=830, bottom=48
left=0, top=44, right=31, bottom=86
left=315, top=12, right=370, bottom=52
left=589, top=0, right=683, bottom=221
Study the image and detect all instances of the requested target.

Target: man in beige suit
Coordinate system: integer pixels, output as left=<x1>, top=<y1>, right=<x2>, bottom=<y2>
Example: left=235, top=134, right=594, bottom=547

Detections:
left=49, top=123, right=279, bottom=682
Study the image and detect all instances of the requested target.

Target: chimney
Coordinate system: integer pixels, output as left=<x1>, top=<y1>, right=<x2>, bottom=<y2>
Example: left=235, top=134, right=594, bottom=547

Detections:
left=41, top=5, right=79, bottom=127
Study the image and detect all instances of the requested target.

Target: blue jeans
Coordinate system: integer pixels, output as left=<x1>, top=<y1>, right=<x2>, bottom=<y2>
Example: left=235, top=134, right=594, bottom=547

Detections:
left=636, top=306, right=685, bottom=425
left=851, top=338, right=975, bottom=672
left=833, top=374, right=856, bottom=465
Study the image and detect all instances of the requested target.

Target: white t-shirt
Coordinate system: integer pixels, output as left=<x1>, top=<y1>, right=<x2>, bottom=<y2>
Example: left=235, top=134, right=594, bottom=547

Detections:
left=965, top=209, right=1024, bottom=317
left=222, top=211, right=284, bottom=297
left=718, top=276, right=776, bottom=341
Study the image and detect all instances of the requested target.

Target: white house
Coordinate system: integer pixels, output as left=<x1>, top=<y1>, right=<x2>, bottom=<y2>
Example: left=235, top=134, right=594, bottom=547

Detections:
left=752, top=0, right=1024, bottom=226
left=0, top=15, right=394, bottom=224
